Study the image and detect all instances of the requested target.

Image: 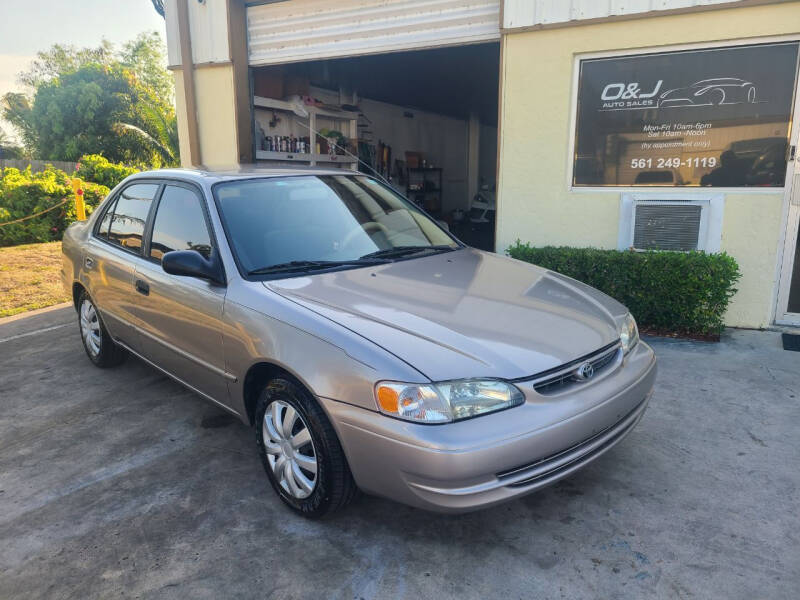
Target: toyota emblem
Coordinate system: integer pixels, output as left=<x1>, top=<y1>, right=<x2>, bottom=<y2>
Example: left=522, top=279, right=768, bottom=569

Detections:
left=574, top=362, right=595, bottom=381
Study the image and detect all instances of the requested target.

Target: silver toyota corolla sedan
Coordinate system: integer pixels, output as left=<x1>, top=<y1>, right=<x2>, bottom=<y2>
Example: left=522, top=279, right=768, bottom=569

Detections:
left=62, top=168, right=656, bottom=518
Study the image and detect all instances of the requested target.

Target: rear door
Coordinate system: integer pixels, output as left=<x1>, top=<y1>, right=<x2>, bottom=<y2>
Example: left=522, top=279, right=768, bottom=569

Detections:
left=84, top=182, right=160, bottom=351
left=131, top=182, right=231, bottom=405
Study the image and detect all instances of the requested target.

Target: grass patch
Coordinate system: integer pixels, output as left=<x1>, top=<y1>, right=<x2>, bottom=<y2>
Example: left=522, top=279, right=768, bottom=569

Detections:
left=0, top=241, right=70, bottom=318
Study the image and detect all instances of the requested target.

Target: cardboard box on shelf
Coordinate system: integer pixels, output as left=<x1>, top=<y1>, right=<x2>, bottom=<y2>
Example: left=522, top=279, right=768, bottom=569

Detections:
left=254, top=67, right=285, bottom=99
left=405, top=151, right=423, bottom=169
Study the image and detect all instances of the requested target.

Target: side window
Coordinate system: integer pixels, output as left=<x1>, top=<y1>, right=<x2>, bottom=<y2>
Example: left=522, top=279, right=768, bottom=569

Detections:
left=107, top=184, right=159, bottom=253
left=95, top=197, right=118, bottom=240
left=149, top=185, right=213, bottom=262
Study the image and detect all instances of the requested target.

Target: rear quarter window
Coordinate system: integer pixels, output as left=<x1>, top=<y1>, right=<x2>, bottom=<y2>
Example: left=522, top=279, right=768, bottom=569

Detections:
left=106, top=184, right=159, bottom=253
left=95, top=197, right=117, bottom=240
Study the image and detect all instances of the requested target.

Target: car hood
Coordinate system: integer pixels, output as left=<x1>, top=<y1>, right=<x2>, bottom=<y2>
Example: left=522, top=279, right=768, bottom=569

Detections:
left=264, top=248, right=624, bottom=381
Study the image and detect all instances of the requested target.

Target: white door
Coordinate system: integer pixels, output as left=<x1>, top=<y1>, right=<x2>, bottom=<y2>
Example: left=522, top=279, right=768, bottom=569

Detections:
left=776, top=167, right=800, bottom=325
left=774, top=46, right=800, bottom=326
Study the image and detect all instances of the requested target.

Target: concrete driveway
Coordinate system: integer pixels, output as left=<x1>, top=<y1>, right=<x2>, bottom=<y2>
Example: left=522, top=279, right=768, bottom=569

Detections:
left=1, top=306, right=798, bottom=599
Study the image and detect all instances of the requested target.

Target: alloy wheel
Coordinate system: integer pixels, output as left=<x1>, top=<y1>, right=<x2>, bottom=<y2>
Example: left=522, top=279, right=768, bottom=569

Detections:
left=79, top=298, right=102, bottom=357
left=262, top=400, right=318, bottom=499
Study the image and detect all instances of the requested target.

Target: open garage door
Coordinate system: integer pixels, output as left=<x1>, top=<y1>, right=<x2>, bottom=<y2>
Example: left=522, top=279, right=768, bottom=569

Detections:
left=247, top=0, right=501, bottom=66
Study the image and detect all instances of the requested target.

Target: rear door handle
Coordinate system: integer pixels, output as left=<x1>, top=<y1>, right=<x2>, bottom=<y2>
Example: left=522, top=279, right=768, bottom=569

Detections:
left=84, top=256, right=95, bottom=269
left=135, top=279, right=150, bottom=296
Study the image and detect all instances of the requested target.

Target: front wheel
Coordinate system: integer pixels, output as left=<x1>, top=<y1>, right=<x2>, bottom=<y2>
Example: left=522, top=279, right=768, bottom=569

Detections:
left=255, top=378, right=357, bottom=518
left=77, top=290, right=126, bottom=368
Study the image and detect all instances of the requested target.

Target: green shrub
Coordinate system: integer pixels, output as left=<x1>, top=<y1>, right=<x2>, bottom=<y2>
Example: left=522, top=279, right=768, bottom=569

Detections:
left=0, top=166, right=109, bottom=246
left=75, top=154, right=139, bottom=189
left=506, top=243, right=741, bottom=336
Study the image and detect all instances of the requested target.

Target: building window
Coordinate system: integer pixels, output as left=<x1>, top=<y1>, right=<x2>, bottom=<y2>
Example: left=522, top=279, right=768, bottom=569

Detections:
left=573, top=41, right=799, bottom=188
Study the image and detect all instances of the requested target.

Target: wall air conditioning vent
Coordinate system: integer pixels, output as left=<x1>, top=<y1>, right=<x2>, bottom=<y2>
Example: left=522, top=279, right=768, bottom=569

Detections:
left=633, top=204, right=702, bottom=251
left=618, top=193, right=724, bottom=253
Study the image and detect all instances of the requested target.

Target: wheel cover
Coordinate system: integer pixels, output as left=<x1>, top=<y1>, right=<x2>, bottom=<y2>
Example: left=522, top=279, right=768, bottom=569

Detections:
left=79, top=298, right=102, bottom=357
left=262, top=399, right=318, bottom=499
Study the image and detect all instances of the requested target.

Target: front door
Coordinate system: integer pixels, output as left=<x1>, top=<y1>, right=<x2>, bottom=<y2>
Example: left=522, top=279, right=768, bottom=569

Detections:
left=777, top=168, right=800, bottom=325
left=132, top=183, right=231, bottom=405
left=776, top=50, right=800, bottom=326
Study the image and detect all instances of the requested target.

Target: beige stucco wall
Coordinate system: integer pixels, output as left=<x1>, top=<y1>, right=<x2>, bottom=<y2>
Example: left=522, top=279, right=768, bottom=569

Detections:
left=173, top=65, right=240, bottom=169
left=172, top=69, right=192, bottom=168
left=194, top=66, right=239, bottom=168
left=721, top=192, right=785, bottom=326
left=194, top=64, right=239, bottom=167
left=496, top=2, right=800, bottom=328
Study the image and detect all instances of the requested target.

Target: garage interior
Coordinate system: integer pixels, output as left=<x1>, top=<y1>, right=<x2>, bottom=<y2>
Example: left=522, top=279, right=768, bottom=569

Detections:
left=250, top=42, right=500, bottom=250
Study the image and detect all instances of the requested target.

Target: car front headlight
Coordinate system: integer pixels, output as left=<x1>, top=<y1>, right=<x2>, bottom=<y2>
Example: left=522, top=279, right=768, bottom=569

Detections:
left=375, top=379, right=525, bottom=424
left=620, top=313, right=639, bottom=355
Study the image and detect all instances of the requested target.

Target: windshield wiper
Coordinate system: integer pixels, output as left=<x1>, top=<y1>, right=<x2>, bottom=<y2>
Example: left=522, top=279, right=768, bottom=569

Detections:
left=359, top=245, right=456, bottom=261
left=247, top=258, right=386, bottom=276
left=249, top=245, right=457, bottom=275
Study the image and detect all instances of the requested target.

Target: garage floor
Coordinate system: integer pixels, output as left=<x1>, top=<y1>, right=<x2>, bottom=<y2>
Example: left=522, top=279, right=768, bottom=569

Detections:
left=1, top=306, right=798, bottom=599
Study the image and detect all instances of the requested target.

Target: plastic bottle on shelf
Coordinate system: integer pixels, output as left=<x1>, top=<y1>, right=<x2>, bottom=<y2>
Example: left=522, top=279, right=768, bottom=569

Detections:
left=257, top=124, right=266, bottom=150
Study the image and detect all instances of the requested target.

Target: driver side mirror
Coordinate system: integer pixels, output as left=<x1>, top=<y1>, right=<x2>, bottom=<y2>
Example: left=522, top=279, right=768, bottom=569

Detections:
left=162, top=250, right=225, bottom=286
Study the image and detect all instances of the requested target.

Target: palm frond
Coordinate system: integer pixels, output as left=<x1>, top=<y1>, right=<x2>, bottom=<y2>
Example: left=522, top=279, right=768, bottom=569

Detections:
left=151, top=0, right=165, bottom=18
left=113, top=122, right=175, bottom=163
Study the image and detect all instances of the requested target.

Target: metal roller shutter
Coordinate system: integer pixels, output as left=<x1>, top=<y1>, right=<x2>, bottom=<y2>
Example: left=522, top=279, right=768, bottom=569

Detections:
left=247, top=0, right=501, bottom=66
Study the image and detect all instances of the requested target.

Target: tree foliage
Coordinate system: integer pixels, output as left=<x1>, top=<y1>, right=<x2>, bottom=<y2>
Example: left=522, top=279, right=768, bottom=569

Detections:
left=2, top=93, right=37, bottom=152
left=1, top=33, right=177, bottom=167
left=17, top=40, right=115, bottom=90
left=0, top=129, right=26, bottom=159
left=120, top=32, right=174, bottom=103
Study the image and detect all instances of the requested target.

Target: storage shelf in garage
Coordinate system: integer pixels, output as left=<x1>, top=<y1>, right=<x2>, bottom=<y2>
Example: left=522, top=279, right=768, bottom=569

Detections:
left=254, top=95, right=359, bottom=170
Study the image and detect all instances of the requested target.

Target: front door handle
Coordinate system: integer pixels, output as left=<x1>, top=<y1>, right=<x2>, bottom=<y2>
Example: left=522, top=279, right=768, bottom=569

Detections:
left=135, top=279, right=150, bottom=296
left=84, top=256, right=95, bottom=269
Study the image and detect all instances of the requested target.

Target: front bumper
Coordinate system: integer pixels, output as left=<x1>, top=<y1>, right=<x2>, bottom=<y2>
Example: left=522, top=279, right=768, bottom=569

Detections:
left=321, top=341, right=657, bottom=513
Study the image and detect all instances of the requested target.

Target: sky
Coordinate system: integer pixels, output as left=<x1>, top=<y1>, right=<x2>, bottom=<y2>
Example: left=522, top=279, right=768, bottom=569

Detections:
left=0, top=0, right=167, bottom=139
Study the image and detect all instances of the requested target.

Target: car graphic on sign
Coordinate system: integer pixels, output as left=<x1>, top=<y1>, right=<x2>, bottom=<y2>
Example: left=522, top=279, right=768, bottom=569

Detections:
left=658, top=78, right=757, bottom=108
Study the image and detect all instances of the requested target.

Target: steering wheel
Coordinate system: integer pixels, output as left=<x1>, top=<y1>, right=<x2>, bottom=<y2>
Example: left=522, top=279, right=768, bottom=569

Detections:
left=340, top=221, right=390, bottom=249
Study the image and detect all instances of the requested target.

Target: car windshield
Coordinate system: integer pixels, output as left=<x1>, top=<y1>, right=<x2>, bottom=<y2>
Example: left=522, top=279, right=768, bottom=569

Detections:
left=214, top=175, right=459, bottom=276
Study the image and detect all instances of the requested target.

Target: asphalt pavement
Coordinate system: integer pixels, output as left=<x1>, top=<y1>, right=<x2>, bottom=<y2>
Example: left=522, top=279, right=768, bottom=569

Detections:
left=1, top=306, right=798, bottom=599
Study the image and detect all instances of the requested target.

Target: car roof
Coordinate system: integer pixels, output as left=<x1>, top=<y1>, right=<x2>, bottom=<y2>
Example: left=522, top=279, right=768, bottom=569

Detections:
left=127, top=165, right=362, bottom=184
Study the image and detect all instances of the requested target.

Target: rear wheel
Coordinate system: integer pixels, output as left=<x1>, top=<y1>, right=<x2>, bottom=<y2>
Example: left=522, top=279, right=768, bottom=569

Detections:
left=77, top=290, right=126, bottom=368
left=255, top=378, right=357, bottom=518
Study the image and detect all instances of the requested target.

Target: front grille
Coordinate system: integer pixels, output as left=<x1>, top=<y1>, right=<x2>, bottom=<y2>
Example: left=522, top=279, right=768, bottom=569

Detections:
left=529, top=341, right=621, bottom=395
left=496, top=398, right=647, bottom=488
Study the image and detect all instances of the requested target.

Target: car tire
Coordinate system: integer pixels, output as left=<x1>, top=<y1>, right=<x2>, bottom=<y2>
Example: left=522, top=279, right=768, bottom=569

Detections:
left=255, top=377, right=358, bottom=518
left=77, top=290, right=126, bottom=368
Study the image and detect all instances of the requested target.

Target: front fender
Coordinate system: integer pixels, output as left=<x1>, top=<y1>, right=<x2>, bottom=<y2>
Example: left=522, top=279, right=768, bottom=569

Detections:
left=221, top=287, right=427, bottom=418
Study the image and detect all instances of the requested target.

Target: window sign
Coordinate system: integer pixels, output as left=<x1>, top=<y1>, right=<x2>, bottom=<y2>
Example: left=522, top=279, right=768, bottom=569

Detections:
left=573, top=42, right=799, bottom=187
